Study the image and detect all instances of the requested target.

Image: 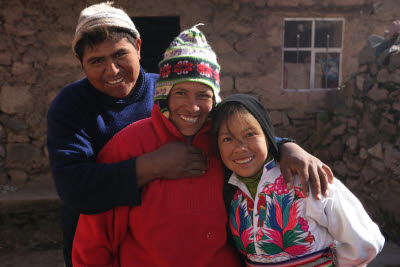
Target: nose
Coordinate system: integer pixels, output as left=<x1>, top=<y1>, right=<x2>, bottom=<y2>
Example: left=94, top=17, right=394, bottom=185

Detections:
left=105, top=59, right=119, bottom=75
left=233, top=139, right=248, bottom=152
left=185, top=96, right=200, bottom=113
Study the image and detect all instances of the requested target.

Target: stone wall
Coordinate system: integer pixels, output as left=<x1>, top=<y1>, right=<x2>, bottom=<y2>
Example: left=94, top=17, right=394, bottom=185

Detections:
left=0, top=0, right=399, bottom=238
left=308, top=34, right=400, bottom=242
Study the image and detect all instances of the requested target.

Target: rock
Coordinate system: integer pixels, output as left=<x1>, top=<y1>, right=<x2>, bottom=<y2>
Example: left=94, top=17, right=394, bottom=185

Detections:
left=0, top=84, right=33, bottom=114
left=7, top=132, right=30, bottom=143
left=377, top=68, right=396, bottom=83
left=6, top=143, right=41, bottom=165
left=369, top=62, right=378, bottom=76
left=347, top=118, right=358, bottom=128
left=269, top=111, right=282, bottom=125
left=359, top=43, right=376, bottom=64
left=0, top=124, right=5, bottom=140
left=360, top=147, right=368, bottom=160
left=390, top=52, right=400, bottom=68
left=361, top=166, right=377, bottom=182
left=371, top=159, right=385, bottom=172
left=358, top=64, right=368, bottom=73
left=8, top=169, right=28, bottom=188
left=346, top=156, right=362, bottom=172
left=393, top=102, right=400, bottom=111
left=0, top=53, right=12, bottom=65
left=331, top=124, right=346, bottom=136
left=368, top=143, right=384, bottom=159
left=356, top=74, right=364, bottom=91
left=367, top=84, right=388, bottom=101
left=11, top=61, right=32, bottom=76
left=329, top=140, right=344, bottom=159
left=346, top=135, right=358, bottom=150
left=0, top=145, right=5, bottom=158
left=384, top=144, right=400, bottom=168
left=254, top=0, right=266, bottom=7
left=333, top=161, right=347, bottom=177
left=0, top=114, right=27, bottom=132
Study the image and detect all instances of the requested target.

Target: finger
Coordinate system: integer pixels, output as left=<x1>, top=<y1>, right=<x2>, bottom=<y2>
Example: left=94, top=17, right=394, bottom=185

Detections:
left=280, top=165, right=295, bottom=190
left=184, top=169, right=206, bottom=177
left=297, top=165, right=310, bottom=197
left=309, top=165, right=322, bottom=200
left=322, top=165, right=334, bottom=184
left=318, top=166, right=329, bottom=197
left=187, top=160, right=207, bottom=172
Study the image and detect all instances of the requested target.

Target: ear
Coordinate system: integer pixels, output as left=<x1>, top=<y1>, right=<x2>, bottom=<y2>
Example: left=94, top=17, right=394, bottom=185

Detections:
left=135, top=38, right=142, bottom=60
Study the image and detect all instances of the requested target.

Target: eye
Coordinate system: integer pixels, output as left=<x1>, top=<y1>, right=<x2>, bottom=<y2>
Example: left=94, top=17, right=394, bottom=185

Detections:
left=246, top=132, right=256, bottom=137
left=90, top=58, right=103, bottom=65
left=220, top=137, right=232, bottom=143
left=115, top=51, right=127, bottom=58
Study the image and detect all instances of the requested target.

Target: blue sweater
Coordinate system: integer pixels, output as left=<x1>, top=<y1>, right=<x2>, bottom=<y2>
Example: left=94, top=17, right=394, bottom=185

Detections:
left=46, top=68, right=158, bottom=266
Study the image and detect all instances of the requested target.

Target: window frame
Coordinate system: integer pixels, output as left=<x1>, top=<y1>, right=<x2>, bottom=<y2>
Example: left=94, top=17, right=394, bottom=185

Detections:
left=281, top=18, right=345, bottom=92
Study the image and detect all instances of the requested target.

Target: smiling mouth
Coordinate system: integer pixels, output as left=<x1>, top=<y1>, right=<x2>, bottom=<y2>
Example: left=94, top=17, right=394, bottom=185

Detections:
left=233, top=156, right=253, bottom=164
left=107, top=76, right=124, bottom=85
left=180, top=115, right=199, bottom=124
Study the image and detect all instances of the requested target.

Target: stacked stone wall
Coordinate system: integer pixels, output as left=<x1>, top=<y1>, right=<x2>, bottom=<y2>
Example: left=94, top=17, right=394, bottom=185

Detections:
left=310, top=35, right=400, bottom=242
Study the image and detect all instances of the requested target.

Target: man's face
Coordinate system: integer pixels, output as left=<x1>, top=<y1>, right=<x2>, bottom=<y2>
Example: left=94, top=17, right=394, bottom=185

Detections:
left=81, top=37, right=141, bottom=98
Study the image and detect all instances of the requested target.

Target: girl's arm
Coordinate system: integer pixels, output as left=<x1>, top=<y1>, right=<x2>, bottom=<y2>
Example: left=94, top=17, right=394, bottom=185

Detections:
left=306, top=179, right=385, bottom=266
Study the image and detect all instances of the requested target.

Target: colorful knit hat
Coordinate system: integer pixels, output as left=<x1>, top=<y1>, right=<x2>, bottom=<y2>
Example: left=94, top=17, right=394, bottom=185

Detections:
left=72, top=2, right=140, bottom=53
left=154, top=24, right=221, bottom=118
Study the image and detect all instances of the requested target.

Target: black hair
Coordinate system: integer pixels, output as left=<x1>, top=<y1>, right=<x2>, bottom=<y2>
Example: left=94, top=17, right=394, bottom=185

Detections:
left=74, top=26, right=138, bottom=63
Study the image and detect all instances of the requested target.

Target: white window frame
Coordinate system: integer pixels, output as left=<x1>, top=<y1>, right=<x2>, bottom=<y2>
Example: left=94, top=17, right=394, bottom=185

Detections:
left=282, top=18, right=345, bottom=92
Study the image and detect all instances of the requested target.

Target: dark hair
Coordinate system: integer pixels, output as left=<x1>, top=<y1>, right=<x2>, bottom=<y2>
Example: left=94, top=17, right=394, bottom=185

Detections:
left=74, top=26, right=138, bottom=62
left=211, top=102, right=249, bottom=153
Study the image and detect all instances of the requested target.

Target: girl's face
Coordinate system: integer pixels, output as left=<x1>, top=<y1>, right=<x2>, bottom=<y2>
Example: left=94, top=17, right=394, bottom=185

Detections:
left=168, top=82, right=214, bottom=138
left=218, top=112, right=268, bottom=178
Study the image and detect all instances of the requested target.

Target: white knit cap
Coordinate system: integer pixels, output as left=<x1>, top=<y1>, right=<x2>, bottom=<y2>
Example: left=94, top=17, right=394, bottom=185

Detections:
left=72, top=2, right=140, bottom=53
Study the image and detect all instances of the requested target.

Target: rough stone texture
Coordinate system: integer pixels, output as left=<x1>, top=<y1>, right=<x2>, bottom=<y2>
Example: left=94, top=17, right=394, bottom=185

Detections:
left=313, top=26, right=400, bottom=243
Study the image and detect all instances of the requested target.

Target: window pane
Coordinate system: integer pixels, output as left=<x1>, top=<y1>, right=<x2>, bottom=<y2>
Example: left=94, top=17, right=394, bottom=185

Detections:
left=315, top=53, right=340, bottom=88
left=283, top=51, right=311, bottom=89
left=315, top=21, right=342, bottom=48
left=284, top=21, right=312, bottom=48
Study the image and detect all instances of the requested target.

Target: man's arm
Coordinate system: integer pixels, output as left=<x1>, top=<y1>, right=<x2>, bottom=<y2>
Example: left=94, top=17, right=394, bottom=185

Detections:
left=47, top=105, right=207, bottom=214
left=277, top=139, right=334, bottom=199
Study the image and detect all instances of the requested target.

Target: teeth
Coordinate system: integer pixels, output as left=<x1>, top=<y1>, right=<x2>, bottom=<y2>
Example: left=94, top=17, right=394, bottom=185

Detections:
left=234, top=157, right=253, bottom=164
left=107, top=77, right=124, bottom=84
left=180, top=115, right=198, bottom=123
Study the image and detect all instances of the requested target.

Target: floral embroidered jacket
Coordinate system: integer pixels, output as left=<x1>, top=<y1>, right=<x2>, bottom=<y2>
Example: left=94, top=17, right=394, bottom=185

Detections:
left=228, top=159, right=385, bottom=266
left=72, top=105, right=242, bottom=267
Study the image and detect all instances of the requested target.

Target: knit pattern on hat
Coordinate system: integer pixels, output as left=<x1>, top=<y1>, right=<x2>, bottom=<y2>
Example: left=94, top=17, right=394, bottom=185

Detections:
left=155, top=24, right=221, bottom=118
left=72, top=2, right=140, bottom=53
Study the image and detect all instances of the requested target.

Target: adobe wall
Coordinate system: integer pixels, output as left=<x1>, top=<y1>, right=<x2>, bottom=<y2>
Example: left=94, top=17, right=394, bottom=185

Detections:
left=0, top=0, right=398, bottom=238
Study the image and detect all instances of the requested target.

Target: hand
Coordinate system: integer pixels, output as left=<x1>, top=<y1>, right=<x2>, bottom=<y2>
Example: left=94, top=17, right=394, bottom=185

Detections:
left=136, top=142, right=207, bottom=186
left=279, top=142, right=333, bottom=199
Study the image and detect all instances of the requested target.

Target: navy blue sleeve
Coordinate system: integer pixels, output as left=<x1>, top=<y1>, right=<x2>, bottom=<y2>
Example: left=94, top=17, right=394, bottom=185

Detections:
left=46, top=101, right=141, bottom=215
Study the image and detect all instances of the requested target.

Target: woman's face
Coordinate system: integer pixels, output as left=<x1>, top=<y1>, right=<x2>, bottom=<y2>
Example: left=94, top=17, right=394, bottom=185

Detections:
left=168, top=82, right=214, bottom=138
left=218, top=112, right=269, bottom=177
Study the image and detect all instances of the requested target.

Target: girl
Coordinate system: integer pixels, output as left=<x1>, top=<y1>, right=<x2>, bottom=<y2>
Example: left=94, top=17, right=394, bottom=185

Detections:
left=212, top=94, right=385, bottom=266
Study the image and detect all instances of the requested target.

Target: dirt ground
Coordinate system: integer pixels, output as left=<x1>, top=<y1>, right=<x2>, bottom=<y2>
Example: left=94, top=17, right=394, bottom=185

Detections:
left=0, top=241, right=399, bottom=267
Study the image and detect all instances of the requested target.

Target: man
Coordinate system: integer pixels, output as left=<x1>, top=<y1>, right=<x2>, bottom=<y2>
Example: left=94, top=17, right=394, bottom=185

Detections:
left=46, top=3, right=333, bottom=267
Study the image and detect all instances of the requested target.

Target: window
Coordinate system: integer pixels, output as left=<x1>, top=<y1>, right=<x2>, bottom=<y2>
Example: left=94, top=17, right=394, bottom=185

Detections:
left=282, top=18, right=344, bottom=90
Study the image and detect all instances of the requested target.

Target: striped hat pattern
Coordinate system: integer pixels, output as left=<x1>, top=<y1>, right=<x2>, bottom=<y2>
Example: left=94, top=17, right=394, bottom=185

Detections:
left=155, top=24, right=221, bottom=118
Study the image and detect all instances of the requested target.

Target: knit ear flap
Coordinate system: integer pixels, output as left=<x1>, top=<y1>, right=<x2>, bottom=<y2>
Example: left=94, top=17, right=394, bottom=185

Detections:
left=154, top=24, right=221, bottom=118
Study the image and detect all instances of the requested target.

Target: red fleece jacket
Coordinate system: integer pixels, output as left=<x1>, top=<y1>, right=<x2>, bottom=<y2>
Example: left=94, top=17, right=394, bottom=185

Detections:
left=72, top=105, right=242, bottom=267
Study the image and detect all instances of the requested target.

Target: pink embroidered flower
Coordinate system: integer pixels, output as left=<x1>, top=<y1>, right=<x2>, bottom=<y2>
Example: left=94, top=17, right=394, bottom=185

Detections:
left=274, top=176, right=289, bottom=195
left=295, top=186, right=306, bottom=198
left=298, top=217, right=309, bottom=232
left=197, top=62, right=213, bottom=77
left=160, top=63, right=171, bottom=78
left=174, top=60, right=193, bottom=75
left=263, top=183, right=274, bottom=195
